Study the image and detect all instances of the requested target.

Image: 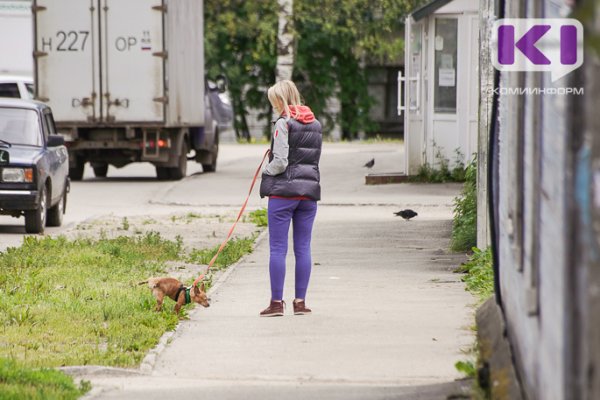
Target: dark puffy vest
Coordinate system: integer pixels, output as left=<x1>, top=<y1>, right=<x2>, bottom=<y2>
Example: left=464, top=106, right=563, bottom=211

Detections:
left=259, top=118, right=322, bottom=201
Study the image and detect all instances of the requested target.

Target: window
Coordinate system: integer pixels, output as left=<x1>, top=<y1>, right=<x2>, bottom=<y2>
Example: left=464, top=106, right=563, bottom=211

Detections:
left=434, top=18, right=458, bottom=113
left=0, top=83, right=21, bottom=98
left=0, top=108, right=42, bottom=146
left=25, top=84, right=34, bottom=100
left=44, top=112, right=56, bottom=135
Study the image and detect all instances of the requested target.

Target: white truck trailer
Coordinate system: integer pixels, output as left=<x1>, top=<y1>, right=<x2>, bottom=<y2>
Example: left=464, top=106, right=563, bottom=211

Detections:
left=0, top=0, right=33, bottom=76
left=32, top=0, right=218, bottom=180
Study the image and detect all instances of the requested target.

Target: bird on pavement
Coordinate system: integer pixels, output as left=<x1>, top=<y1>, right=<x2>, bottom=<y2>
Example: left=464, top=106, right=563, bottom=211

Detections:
left=394, top=209, right=418, bottom=221
left=363, top=158, right=375, bottom=169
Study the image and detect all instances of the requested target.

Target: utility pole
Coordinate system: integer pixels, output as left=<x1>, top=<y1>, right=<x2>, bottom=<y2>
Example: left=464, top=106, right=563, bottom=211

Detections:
left=276, top=0, right=294, bottom=81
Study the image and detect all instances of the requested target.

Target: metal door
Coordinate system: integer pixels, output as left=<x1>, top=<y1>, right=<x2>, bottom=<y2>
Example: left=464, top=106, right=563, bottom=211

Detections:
left=34, top=0, right=99, bottom=123
left=100, top=0, right=164, bottom=123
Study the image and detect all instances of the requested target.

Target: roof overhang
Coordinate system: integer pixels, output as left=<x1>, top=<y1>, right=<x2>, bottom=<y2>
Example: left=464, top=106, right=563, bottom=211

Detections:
left=410, top=0, right=453, bottom=22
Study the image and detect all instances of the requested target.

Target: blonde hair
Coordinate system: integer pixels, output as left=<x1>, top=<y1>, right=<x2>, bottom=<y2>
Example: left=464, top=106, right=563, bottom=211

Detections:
left=267, top=80, right=303, bottom=118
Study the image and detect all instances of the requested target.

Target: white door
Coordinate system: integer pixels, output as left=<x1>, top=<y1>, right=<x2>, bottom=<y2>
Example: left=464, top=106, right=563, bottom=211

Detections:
left=34, top=0, right=99, bottom=123
left=100, top=0, right=164, bottom=123
left=427, top=16, right=460, bottom=167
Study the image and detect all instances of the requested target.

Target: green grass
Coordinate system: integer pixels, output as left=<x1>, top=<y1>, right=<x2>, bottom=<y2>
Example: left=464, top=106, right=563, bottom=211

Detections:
left=454, top=247, right=495, bottom=399
left=450, top=157, right=477, bottom=252
left=456, top=247, right=494, bottom=302
left=409, top=147, right=467, bottom=183
left=247, top=208, right=268, bottom=227
left=0, top=358, right=90, bottom=400
left=0, top=232, right=184, bottom=368
left=188, top=236, right=256, bottom=271
left=0, top=218, right=263, bottom=398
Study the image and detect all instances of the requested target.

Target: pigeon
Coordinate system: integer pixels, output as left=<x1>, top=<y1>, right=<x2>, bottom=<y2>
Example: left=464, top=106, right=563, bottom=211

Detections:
left=394, top=209, right=418, bottom=221
left=363, top=158, right=375, bottom=169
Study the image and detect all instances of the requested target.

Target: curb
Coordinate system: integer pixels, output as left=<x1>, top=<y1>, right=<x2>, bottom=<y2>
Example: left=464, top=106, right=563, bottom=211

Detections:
left=138, top=229, right=268, bottom=373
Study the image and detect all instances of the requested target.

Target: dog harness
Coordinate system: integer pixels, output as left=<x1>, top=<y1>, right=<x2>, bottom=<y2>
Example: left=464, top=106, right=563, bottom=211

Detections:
left=175, top=285, right=191, bottom=305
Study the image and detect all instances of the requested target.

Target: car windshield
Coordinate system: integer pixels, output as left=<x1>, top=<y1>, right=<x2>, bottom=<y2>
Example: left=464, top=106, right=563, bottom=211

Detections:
left=0, top=108, right=41, bottom=146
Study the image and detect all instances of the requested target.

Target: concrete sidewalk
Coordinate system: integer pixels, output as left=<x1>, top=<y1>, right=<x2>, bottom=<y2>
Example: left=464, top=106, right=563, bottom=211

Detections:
left=78, top=143, right=475, bottom=399
left=83, top=213, right=474, bottom=398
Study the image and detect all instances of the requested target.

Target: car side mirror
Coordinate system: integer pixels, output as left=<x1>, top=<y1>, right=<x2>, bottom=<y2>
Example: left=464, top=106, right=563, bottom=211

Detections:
left=47, top=135, right=65, bottom=147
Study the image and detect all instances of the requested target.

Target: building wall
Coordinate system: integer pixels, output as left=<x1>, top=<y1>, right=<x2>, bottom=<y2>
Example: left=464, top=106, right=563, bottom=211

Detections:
left=488, top=0, right=600, bottom=398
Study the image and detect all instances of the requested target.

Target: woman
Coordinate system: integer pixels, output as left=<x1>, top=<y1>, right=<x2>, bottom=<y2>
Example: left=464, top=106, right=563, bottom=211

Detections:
left=259, top=80, right=322, bottom=317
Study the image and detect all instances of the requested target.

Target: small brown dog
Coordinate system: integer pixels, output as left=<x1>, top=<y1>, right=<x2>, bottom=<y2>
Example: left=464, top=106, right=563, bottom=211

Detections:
left=139, top=277, right=210, bottom=314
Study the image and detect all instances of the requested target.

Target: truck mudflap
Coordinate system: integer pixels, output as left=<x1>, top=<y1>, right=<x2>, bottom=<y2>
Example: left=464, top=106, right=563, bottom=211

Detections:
left=190, top=126, right=205, bottom=151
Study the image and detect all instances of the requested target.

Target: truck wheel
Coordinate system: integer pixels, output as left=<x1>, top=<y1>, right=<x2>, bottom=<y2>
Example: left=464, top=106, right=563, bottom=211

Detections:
left=47, top=189, right=66, bottom=227
left=25, top=186, right=47, bottom=234
left=202, top=130, right=218, bottom=173
left=156, top=167, right=170, bottom=180
left=93, top=164, right=108, bottom=178
left=169, top=141, right=188, bottom=180
left=70, top=161, right=85, bottom=181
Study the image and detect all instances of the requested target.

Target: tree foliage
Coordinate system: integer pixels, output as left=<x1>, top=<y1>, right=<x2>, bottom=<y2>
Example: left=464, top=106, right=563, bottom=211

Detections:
left=204, top=0, right=425, bottom=139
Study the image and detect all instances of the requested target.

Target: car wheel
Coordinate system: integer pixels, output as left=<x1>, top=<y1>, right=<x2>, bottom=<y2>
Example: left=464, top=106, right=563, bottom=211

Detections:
left=202, top=130, right=218, bottom=173
left=169, top=140, right=188, bottom=180
left=93, top=164, right=108, bottom=178
left=156, top=166, right=170, bottom=180
left=25, top=186, right=47, bottom=234
left=69, top=161, right=85, bottom=181
left=47, top=189, right=66, bottom=227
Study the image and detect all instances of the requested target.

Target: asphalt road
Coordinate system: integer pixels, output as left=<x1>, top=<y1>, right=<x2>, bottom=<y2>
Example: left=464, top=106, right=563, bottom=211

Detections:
left=0, top=144, right=262, bottom=250
left=0, top=142, right=458, bottom=250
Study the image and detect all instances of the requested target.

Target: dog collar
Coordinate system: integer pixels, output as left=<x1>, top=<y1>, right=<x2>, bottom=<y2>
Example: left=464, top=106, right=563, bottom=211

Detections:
left=175, top=285, right=192, bottom=305
left=184, top=287, right=191, bottom=305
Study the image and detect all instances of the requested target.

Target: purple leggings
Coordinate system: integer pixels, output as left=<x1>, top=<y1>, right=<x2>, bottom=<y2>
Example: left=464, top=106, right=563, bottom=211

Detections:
left=268, top=197, right=317, bottom=301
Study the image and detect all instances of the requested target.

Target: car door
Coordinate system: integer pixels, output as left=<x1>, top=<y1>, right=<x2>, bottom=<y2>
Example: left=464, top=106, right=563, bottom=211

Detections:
left=42, top=110, right=66, bottom=204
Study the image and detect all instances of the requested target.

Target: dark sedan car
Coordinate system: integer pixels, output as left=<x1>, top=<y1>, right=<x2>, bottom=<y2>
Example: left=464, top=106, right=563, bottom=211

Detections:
left=0, top=99, right=69, bottom=233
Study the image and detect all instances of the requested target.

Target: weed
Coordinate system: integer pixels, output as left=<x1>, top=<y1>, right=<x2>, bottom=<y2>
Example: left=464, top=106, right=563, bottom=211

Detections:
left=0, top=357, right=89, bottom=400
left=455, top=360, right=476, bottom=377
left=456, top=247, right=494, bottom=302
left=410, top=146, right=467, bottom=183
left=451, top=157, right=477, bottom=252
left=188, top=236, right=256, bottom=270
left=454, top=247, right=494, bottom=396
left=170, top=213, right=206, bottom=224
left=248, top=208, right=268, bottom=227
left=121, top=217, right=129, bottom=231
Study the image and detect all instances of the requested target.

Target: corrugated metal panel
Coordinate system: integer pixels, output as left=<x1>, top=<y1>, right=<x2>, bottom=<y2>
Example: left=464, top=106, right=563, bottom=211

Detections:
left=101, top=0, right=164, bottom=123
left=165, top=0, right=204, bottom=126
left=34, top=0, right=99, bottom=123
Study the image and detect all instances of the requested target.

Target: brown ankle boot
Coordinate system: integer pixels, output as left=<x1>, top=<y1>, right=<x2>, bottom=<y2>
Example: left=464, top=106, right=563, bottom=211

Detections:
left=293, top=300, right=311, bottom=315
left=260, top=300, right=285, bottom=317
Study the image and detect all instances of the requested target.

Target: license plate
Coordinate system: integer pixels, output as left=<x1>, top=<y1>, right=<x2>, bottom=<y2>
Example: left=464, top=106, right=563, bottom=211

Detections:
left=0, top=150, right=8, bottom=165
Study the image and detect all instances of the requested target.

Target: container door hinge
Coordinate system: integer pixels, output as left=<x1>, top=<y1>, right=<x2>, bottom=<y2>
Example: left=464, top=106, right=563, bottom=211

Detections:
left=32, top=5, right=46, bottom=12
left=33, top=51, right=48, bottom=58
left=152, top=5, right=167, bottom=12
left=152, top=51, right=168, bottom=59
left=153, top=96, right=168, bottom=104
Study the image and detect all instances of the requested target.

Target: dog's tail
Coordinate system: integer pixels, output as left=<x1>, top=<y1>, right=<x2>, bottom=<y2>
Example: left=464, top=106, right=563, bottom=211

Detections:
left=139, top=278, right=160, bottom=288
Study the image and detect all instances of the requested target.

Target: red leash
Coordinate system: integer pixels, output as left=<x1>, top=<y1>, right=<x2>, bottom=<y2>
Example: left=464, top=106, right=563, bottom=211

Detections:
left=192, top=149, right=270, bottom=288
